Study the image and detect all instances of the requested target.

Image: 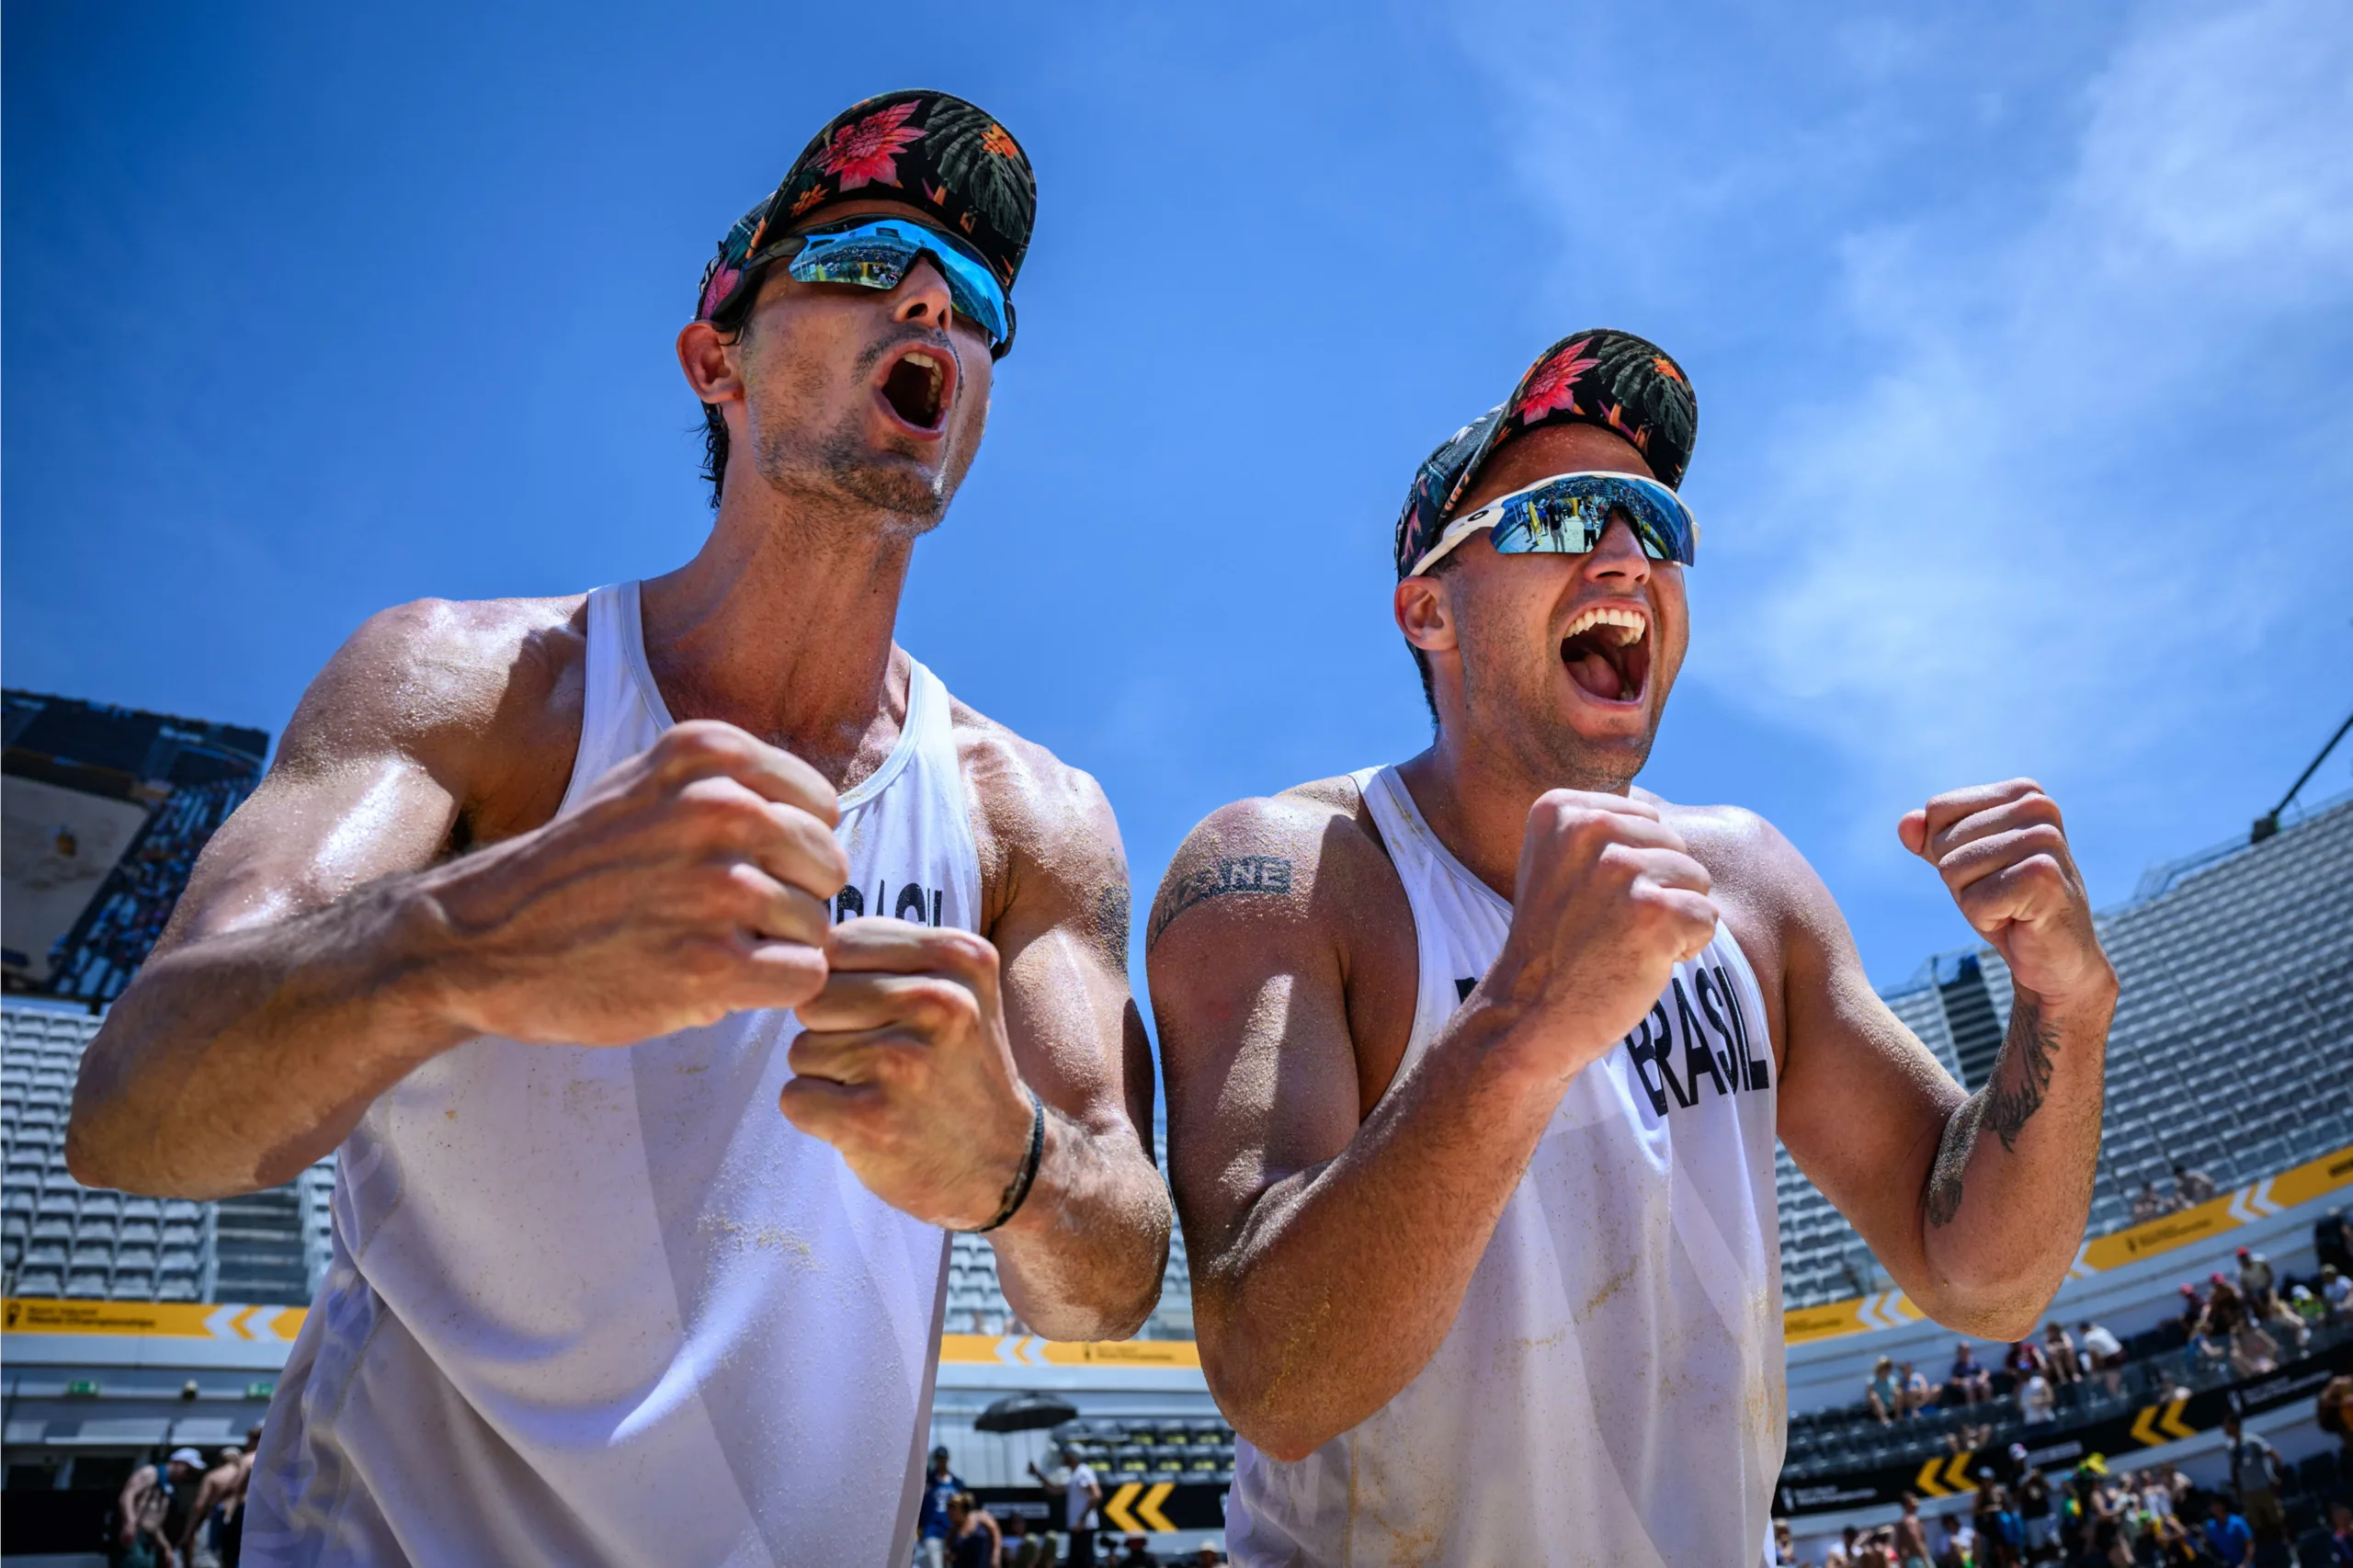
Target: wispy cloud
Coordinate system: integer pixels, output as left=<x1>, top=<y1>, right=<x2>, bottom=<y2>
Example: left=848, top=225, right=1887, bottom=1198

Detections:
left=1460, top=0, right=2353, bottom=836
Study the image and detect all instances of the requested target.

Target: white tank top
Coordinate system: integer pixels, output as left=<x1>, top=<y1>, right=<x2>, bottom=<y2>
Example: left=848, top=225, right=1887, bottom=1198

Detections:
left=244, top=582, right=982, bottom=1568
left=1227, top=765, right=1785, bottom=1568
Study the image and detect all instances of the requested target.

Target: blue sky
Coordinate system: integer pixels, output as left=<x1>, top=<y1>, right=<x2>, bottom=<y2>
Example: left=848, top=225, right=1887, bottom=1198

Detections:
left=6, top=1, right=2349, bottom=996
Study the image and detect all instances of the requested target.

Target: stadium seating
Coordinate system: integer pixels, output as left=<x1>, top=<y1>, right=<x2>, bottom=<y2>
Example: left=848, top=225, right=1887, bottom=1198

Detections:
left=1051, top=1415, right=1239, bottom=1486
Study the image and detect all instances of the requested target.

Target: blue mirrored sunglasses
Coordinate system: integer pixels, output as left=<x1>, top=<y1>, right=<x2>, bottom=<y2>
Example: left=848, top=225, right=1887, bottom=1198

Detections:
left=1409, top=471, right=1699, bottom=576
left=754, top=217, right=1016, bottom=357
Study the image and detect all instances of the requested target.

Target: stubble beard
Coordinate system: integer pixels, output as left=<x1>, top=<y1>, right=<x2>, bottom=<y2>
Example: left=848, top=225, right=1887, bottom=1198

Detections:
left=1461, top=636, right=1660, bottom=796
left=753, top=406, right=949, bottom=537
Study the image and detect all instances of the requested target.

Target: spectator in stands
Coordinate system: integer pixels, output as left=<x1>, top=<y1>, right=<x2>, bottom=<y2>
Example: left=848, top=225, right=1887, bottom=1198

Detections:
left=2322, top=1266, right=2351, bottom=1324
left=945, top=1493, right=1002, bottom=1568
left=2222, top=1417, right=2287, bottom=1546
left=2230, top=1316, right=2281, bottom=1377
left=919, top=1448, right=966, bottom=1568
left=1870, top=1355, right=1906, bottom=1425
left=2207, top=1275, right=2248, bottom=1335
left=2131, top=1182, right=2172, bottom=1224
left=2320, top=1373, right=2353, bottom=1463
left=2178, top=1283, right=2210, bottom=1336
left=2173, top=1165, right=2217, bottom=1206
left=2237, top=1247, right=2278, bottom=1312
left=2018, top=1365, right=2056, bottom=1426
left=1900, top=1361, right=1938, bottom=1416
left=2077, top=1320, right=2127, bottom=1395
left=2326, top=1503, right=2353, bottom=1567
left=1893, top=1492, right=1934, bottom=1568
left=1111, top=1535, right=1158, bottom=1568
left=2315, top=1209, right=2353, bottom=1279
left=1773, top=1517, right=1798, bottom=1566
left=1191, top=1547, right=1225, bottom=1568
left=2017, top=1466, right=2056, bottom=1559
left=2205, top=1494, right=2256, bottom=1566
left=1002, top=1514, right=1044, bottom=1568
left=2042, top=1322, right=2082, bottom=1385
left=1938, top=1512, right=1975, bottom=1568
left=1948, top=1342, right=1993, bottom=1406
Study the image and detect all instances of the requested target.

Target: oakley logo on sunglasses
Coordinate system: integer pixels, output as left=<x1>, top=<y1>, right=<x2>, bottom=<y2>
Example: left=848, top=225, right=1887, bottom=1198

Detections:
left=756, top=217, right=1017, bottom=358
left=1408, top=472, right=1699, bottom=576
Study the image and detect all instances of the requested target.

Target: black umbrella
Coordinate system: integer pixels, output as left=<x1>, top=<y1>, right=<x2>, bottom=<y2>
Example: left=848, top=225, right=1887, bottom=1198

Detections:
left=974, top=1392, right=1080, bottom=1434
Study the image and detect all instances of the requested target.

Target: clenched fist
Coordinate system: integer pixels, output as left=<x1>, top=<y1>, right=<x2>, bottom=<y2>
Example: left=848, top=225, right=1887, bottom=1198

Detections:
left=1480, top=790, right=1720, bottom=1076
left=420, top=720, right=849, bottom=1045
left=782, top=918, right=1040, bottom=1232
left=1899, top=779, right=2112, bottom=1007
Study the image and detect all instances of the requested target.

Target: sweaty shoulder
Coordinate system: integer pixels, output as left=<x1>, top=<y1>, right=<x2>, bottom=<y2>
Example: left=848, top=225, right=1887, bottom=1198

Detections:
left=947, top=694, right=1130, bottom=952
left=284, top=593, right=589, bottom=847
left=1146, top=776, right=1418, bottom=1112
left=1643, top=793, right=1821, bottom=1062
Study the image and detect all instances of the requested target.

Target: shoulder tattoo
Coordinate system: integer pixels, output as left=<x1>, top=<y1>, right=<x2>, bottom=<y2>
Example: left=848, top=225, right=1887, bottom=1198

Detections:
left=1146, top=855, right=1294, bottom=953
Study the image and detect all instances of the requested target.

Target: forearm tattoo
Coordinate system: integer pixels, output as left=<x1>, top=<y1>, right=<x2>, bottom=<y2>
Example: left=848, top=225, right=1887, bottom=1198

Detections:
left=1925, top=993, right=2061, bottom=1229
left=1145, top=855, right=1293, bottom=952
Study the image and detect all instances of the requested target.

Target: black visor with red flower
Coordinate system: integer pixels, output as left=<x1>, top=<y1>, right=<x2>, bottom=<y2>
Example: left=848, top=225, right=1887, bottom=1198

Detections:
left=697, top=90, right=1037, bottom=354
left=1392, top=330, right=1698, bottom=580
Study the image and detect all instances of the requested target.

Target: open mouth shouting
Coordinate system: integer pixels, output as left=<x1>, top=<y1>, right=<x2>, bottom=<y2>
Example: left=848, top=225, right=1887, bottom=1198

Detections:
left=1560, top=602, right=1651, bottom=706
left=876, top=342, right=956, bottom=436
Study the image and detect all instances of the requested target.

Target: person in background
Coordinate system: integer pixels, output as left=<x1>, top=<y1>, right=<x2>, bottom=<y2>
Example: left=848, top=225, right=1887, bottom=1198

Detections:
left=2229, top=1315, right=2280, bottom=1377
left=1192, top=1546, right=1226, bottom=1568
left=1870, top=1355, right=1906, bottom=1424
left=1029, top=1442, right=1100, bottom=1568
left=1112, top=1535, right=1158, bottom=1568
left=2204, top=1494, right=2255, bottom=1567
left=2222, top=1416, right=2286, bottom=1545
left=2018, top=1365, right=2055, bottom=1425
left=945, top=1494, right=1002, bottom=1568
left=2319, top=1372, right=2353, bottom=1465
left=1949, top=1343, right=1994, bottom=1406
left=1894, top=1494, right=1934, bottom=1568
left=2078, top=1319, right=2127, bottom=1395
left=1775, top=1517, right=1799, bottom=1566
left=179, top=1447, right=244, bottom=1568
left=2173, top=1165, right=2216, bottom=1206
left=2320, top=1266, right=2350, bottom=1323
left=2324, top=1502, right=2353, bottom=1567
left=2237, top=1247, right=2278, bottom=1313
left=1940, top=1511, right=1977, bottom=1568
left=2043, top=1322, right=2082, bottom=1385
left=1903, top=1361, right=1938, bottom=1416
left=1001, top=1513, right=1044, bottom=1568
left=919, top=1448, right=965, bottom=1568
left=116, top=1449, right=203, bottom=1568
left=2016, top=1464, right=2055, bottom=1560
left=2315, top=1208, right=2353, bottom=1279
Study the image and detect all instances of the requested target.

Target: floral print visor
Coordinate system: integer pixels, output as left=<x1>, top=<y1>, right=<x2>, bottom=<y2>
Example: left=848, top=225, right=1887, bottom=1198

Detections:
left=1393, top=329, right=1698, bottom=579
left=698, top=90, right=1036, bottom=350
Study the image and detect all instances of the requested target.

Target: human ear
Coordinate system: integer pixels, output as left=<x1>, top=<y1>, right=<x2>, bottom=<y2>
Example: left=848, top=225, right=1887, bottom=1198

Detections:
left=1394, top=575, right=1458, bottom=653
left=676, top=320, right=745, bottom=405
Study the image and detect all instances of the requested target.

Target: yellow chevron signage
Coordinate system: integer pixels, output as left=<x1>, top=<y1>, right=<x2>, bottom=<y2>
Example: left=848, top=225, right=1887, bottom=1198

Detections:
left=1911, top=1448, right=1979, bottom=1499
left=3, top=1298, right=305, bottom=1341
left=1101, top=1480, right=1178, bottom=1533
left=2128, top=1395, right=2195, bottom=1447
left=937, top=1334, right=1201, bottom=1368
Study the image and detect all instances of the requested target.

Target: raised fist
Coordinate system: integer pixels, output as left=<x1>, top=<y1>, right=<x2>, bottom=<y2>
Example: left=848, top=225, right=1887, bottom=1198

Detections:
left=782, top=918, right=1039, bottom=1231
left=421, top=720, right=850, bottom=1045
left=1480, top=791, right=1720, bottom=1074
left=1899, top=779, right=2111, bottom=1006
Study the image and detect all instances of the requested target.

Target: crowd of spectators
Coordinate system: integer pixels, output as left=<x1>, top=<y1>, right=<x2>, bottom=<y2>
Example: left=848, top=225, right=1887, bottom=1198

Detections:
left=1782, top=1440, right=2353, bottom=1567
left=914, top=1445, right=1224, bottom=1568
left=1862, top=1324, right=2131, bottom=1432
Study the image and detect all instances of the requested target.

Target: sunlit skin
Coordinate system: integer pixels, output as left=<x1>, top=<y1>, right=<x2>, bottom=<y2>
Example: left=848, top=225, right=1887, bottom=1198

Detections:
left=66, top=189, right=1172, bottom=1346
left=1150, top=406, right=2114, bottom=1466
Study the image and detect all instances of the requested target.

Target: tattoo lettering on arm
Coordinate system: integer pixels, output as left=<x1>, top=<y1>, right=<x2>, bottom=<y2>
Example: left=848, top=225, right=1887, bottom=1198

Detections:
left=1924, top=993, right=2060, bottom=1229
left=1145, top=856, right=1294, bottom=952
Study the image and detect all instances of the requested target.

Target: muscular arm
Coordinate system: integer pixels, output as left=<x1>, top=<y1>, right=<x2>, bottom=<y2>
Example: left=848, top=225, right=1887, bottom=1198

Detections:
left=978, top=752, right=1172, bottom=1342
left=67, top=601, right=517, bottom=1196
left=71, top=597, right=847, bottom=1199
left=1764, top=781, right=2115, bottom=1338
left=1150, top=786, right=1712, bottom=1460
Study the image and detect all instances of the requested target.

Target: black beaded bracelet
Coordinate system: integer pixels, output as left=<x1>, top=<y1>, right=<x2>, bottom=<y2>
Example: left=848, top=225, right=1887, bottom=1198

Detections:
left=961, top=1087, right=1045, bottom=1234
